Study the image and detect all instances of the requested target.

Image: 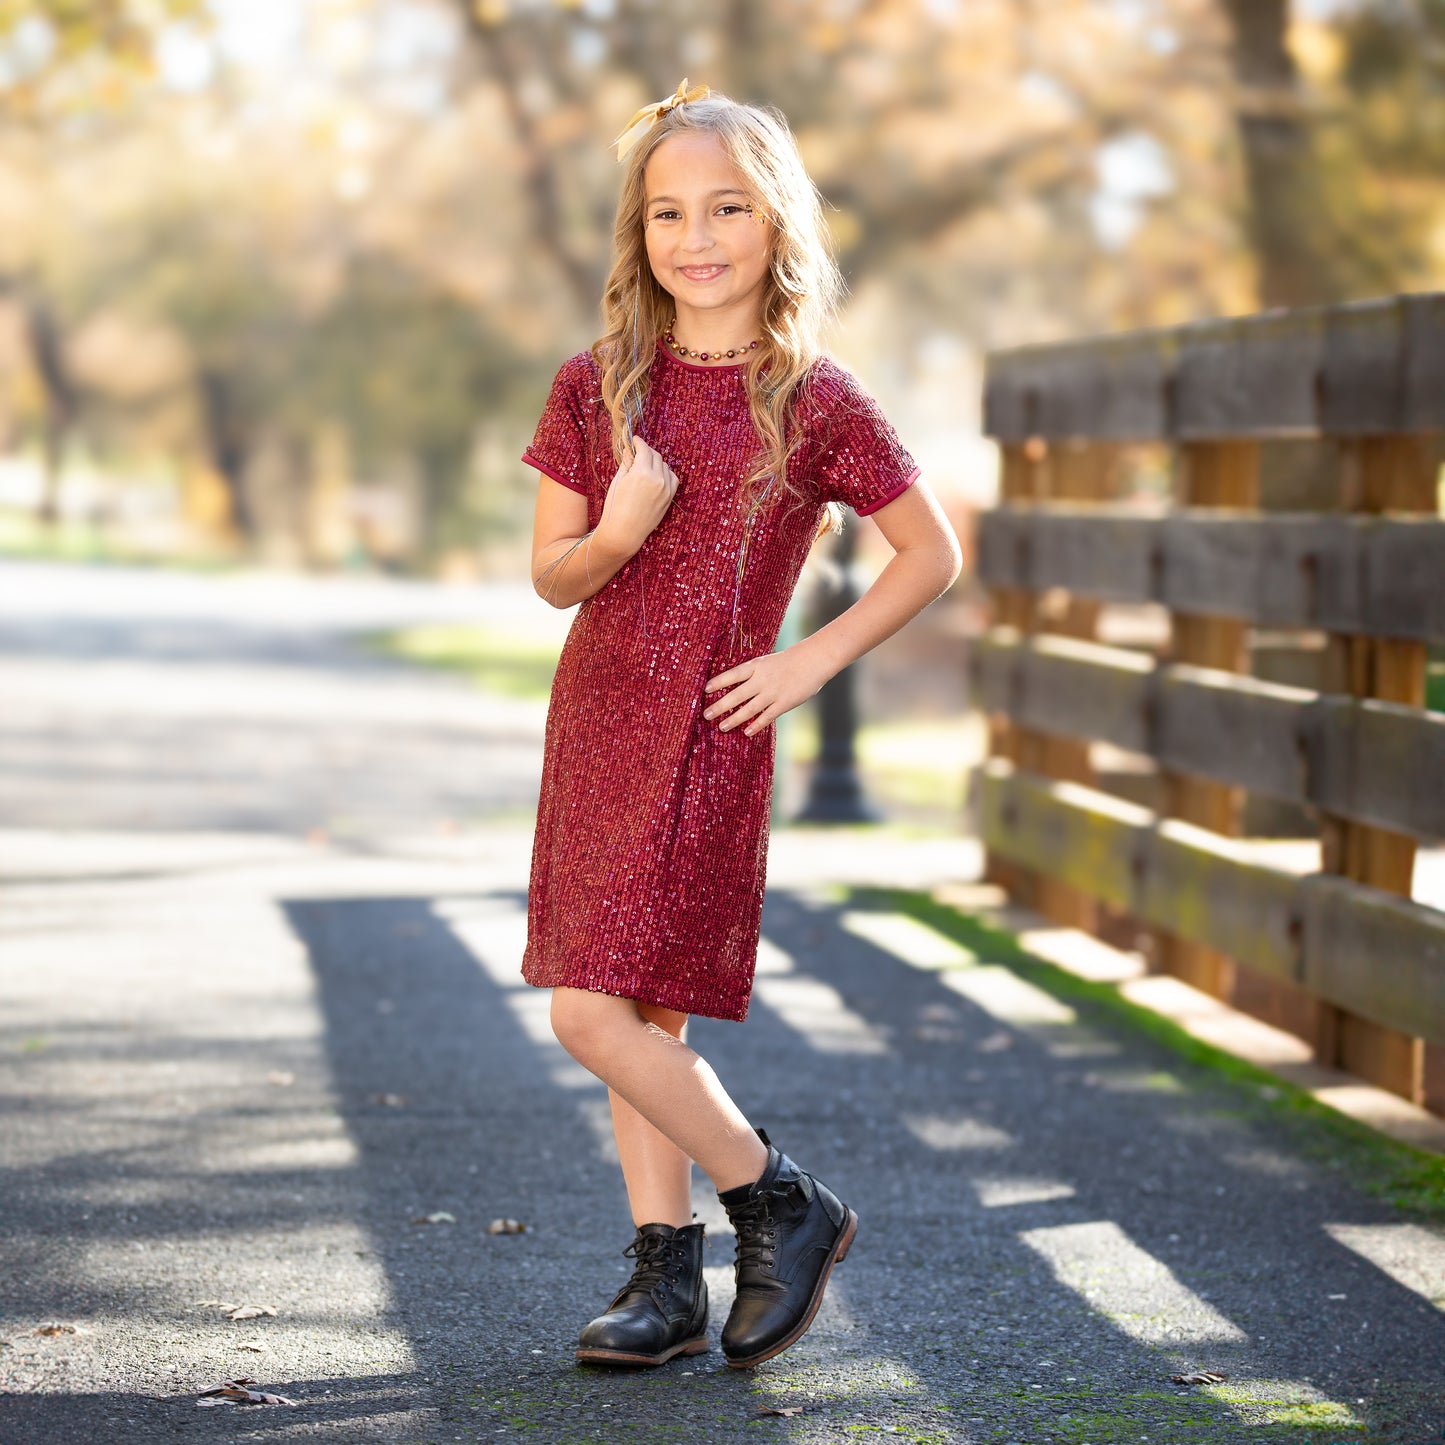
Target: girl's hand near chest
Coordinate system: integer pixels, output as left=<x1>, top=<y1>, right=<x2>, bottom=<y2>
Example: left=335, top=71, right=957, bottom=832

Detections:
left=594, top=437, right=679, bottom=558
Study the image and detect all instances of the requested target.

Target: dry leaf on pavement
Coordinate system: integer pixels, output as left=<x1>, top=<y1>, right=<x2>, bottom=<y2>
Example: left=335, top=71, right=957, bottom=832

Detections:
left=757, top=1404, right=804, bottom=1417
left=197, top=1378, right=298, bottom=1407
left=485, top=1218, right=527, bottom=1235
left=412, top=1211, right=457, bottom=1225
left=33, top=1323, right=79, bottom=1336
left=196, top=1301, right=279, bottom=1321
left=1171, top=1370, right=1226, bottom=1385
left=236, top=1343, right=267, bottom=1353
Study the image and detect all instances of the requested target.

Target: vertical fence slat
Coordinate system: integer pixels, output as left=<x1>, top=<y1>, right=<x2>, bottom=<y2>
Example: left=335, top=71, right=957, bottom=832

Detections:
left=1321, top=434, right=1437, bottom=1104
left=1155, top=440, right=1256, bottom=997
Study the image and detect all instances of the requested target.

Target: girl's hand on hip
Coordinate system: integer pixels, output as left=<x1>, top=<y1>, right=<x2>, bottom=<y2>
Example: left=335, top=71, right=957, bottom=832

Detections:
left=703, top=646, right=832, bottom=737
left=593, top=437, right=679, bottom=557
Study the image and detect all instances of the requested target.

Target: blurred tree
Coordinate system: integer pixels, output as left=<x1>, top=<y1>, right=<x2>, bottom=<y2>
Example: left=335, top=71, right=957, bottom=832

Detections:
left=1218, top=0, right=1445, bottom=307
left=307, top=254, right=535, bottom=562
left=0, top=0, right=207, bottom=522
left=3, top=0, right=1440, bottom=569
left=1221, top=0, right=1344, bottom=306
left=0, top=0, right=206, bottom=119
left=448, top=0, right=1241, bottom=351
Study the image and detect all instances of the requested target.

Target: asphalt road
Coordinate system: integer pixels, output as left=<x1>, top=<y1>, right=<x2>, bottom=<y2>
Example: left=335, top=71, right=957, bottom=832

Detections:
left=1, top=559, right=1442, bottom=1445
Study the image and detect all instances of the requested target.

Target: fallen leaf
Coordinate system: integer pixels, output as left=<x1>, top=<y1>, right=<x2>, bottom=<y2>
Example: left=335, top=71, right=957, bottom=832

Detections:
left=1171, top=1370, right=1226, bottom=1385
left=267, top=1071, right=296, bottom=1087
left=757, top=1405, right=804, bottom=1417
left=34, top=1323, right=79, bottom=1336
left=226, top=1305, right=278, bottom=1321
left=485, top=1218, right=527, bottom=1235
left=197, top=1378, right=298, bottom=1407
left=236, top=1343, right=267, bottom=1353
left=413, top=1211, right=457, bottom=1226
left=372, top=1093, right=407, bottom=1108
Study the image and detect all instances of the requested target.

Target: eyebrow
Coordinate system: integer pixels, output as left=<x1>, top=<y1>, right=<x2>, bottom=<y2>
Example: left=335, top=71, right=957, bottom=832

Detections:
left=645, top=188, right=749, bottom=206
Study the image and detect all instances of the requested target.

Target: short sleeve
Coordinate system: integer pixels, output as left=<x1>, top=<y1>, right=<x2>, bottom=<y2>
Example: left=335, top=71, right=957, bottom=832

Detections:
left=521, top=352, right=599, bottom=497
left=801, top=360, right=921, bottom=516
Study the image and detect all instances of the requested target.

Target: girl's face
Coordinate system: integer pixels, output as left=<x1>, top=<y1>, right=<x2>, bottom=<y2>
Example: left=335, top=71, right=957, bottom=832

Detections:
left=643, top=131, right=772, bottom=332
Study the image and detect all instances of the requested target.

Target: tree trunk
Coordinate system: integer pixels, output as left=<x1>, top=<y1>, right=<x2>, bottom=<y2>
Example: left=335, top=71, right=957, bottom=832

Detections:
left=1222, top=0, right=1347, bottom=307
left=196, top=368, right=257, bottom=542
left=16, top=285, right=77, bottom=526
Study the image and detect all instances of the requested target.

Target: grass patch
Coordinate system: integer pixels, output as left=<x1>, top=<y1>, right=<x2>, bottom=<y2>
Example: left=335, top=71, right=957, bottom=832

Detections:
left=366, top=622, right=562, bottom=701
left=854, top=887, right=1445, bottom=1221
left=1427, top=662, right=1444, bottom=714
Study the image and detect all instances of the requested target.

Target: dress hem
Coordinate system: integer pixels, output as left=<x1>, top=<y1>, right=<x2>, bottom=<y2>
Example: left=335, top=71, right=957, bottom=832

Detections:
left=520, top=965, right=751, bottom=1024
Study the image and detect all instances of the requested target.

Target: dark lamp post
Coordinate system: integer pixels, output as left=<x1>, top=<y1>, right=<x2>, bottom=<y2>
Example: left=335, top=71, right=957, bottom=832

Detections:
left=794, top=523, right=880, bottom=824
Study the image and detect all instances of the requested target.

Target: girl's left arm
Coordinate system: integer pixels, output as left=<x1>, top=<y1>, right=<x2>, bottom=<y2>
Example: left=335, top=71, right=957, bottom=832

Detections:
left=704, top=480, right=962, bottom=737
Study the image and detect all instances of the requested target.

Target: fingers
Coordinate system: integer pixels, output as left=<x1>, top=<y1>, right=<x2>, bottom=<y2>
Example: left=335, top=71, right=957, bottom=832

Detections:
left=719, top=693, right=771, bottom=733
left=629, top=436, right=677, bottom=482
left=704, top=665, right=745, bottom=695
left=704, top=680, right=770, bottom=729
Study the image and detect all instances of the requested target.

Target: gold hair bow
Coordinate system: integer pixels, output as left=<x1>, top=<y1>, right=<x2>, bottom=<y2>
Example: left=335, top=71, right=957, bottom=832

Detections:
left=611, top=78, right=710, bottom=163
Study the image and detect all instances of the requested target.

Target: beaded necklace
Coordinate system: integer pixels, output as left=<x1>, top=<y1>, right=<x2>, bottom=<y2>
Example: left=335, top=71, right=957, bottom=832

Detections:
left=663, top=317, right=759, bottom=364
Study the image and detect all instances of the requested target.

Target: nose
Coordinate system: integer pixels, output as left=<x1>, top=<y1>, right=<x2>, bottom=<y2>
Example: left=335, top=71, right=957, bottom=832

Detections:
left=680, top=211, right=716, bottom=253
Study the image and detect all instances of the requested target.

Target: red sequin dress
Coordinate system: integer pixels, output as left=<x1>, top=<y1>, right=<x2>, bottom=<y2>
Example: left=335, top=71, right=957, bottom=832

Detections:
left=520, top=339, right=919, bottom=1021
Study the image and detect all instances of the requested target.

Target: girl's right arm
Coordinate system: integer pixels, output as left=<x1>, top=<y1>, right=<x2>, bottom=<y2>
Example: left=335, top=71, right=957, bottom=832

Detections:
left=530, top=437, right=679, bottom=609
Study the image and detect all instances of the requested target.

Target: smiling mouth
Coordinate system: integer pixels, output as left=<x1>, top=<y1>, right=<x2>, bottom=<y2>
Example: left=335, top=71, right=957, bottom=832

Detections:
left=679, top=265, right=727, bottom=279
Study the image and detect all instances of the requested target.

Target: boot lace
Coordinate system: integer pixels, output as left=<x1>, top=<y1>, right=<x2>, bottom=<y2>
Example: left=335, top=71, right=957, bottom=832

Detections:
left=729, top=1195, right=781, bottom=1273
left=617, top=1232, right=683, bottom=1308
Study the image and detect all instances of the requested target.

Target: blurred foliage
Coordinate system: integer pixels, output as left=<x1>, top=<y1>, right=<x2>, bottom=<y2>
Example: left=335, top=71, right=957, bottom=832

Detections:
left=0, top=0, right=1441, bottom=570
left=0, top=0, right=207, bottom=117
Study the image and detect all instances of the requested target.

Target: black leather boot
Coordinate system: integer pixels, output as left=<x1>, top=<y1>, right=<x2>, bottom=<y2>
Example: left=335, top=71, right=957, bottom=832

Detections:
left=575, top=1222, right=709, bottom=1367
left=719, top=1130, right=858, bottom=1368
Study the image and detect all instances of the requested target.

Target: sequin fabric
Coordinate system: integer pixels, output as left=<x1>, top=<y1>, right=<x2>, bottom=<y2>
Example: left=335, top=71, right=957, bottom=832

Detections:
left=520, top=340, right=920, bottom=1022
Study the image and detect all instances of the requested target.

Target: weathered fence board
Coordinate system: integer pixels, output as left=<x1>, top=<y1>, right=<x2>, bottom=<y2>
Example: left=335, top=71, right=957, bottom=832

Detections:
left=1321, top=293, right=1445, bottom=434
left=983, top=291, right=1445, bottom=441
left=1304, top=698, right=1445, bottom=842
left=1175, top=310, right=1325, bottom=440
left=973, top=632, right=1445, bottom=841
left=978, top=761, right=1445, bottom=1046
left=976, top=509, right=1445, bottom=642
left=1299, top=875, right=1445, bottom=1051
left=972, top=631, right=1154, bottom=753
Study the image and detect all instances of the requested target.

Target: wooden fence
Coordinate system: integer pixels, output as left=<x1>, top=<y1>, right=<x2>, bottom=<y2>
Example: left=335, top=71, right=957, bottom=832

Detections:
left=973, top=293, right=1445, bottom=1114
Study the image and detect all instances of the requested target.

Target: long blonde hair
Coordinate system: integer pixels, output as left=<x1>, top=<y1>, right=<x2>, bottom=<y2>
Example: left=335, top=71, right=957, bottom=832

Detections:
left=592, top=91, right=844, bottom=512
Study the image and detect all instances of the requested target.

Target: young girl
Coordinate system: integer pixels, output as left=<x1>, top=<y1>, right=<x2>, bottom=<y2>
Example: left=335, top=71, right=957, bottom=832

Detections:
left=521, top=81, right=961, bottom=1371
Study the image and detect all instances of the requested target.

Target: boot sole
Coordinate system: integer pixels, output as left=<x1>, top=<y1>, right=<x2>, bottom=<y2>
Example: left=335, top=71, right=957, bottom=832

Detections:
left=575, top=1335, right=709, bottom=1368
left=723, top=1207, right=858, bottom=1370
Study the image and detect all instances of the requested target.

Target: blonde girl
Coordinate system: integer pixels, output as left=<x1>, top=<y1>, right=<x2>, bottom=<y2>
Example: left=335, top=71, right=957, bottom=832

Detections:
left=521, top=80, right=961, bottom=1369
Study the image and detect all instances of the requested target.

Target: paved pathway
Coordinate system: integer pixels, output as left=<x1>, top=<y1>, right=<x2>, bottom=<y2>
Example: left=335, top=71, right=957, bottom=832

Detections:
left=1, top=560, right=1442, bottom=1445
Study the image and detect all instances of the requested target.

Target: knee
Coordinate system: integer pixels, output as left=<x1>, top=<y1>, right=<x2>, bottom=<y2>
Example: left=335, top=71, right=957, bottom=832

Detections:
left=550, top=988, right=627, bottom=1070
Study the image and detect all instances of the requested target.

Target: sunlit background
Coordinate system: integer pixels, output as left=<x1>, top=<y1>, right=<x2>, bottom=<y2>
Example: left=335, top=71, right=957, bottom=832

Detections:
left=3, top=0, right=1442, bottom=578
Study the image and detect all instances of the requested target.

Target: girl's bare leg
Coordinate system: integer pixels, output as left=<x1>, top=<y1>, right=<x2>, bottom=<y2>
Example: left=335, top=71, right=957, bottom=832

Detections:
left=609, top=1003, right=694, bottom=1227
left=551, top=987, right=768, bottom=1194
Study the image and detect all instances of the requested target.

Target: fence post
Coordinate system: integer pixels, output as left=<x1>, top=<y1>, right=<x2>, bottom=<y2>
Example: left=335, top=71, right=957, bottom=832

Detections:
left=983, top=440, right=1043, bottom=908
left=1319, top=434, right=1436, bottom=1104
left=1155, top=438, right=1257, bottom=997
